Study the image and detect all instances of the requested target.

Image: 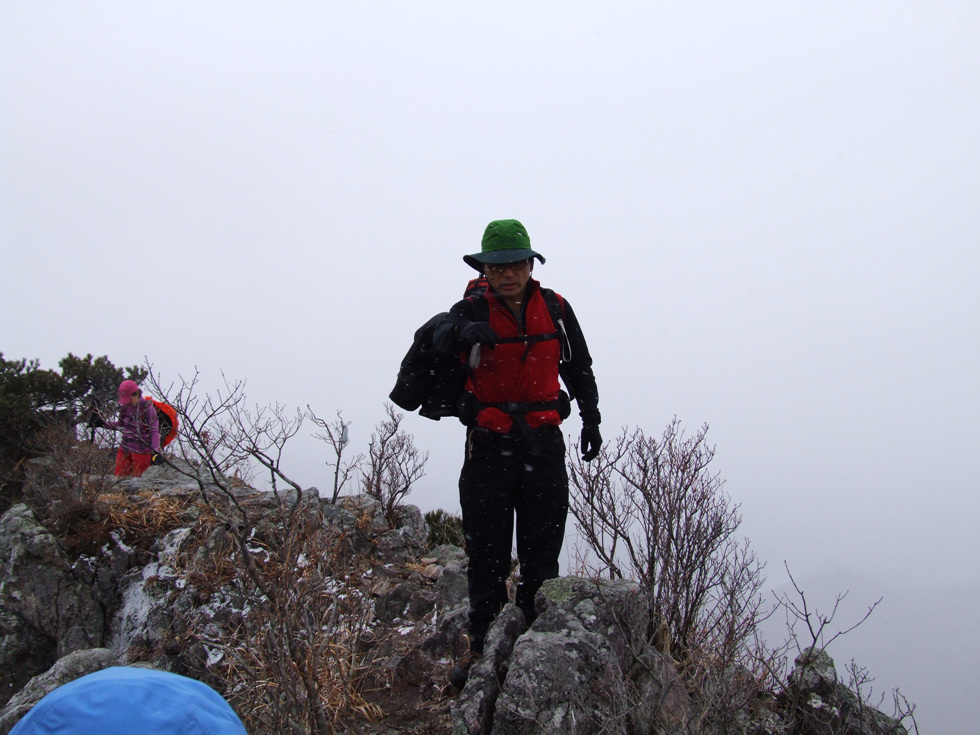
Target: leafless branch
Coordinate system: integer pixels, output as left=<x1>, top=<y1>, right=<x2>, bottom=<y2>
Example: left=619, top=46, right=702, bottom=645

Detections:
left=231, top=401, right=305, bottom=505
left=308, top=407, right=363, bottom=504
left=776, top=563, right=882, bottom=655
left=362, top=403, right=427, bottom=527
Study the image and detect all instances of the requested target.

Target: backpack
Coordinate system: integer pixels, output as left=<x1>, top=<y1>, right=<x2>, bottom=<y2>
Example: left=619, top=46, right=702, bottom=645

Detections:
left=145, top=397, right=179, bottom=447
left=389, top=280, right=571, bottom=421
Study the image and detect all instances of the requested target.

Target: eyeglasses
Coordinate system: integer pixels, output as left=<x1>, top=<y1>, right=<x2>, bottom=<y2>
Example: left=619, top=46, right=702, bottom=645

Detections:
left=484, top=259, right=531, bottom=275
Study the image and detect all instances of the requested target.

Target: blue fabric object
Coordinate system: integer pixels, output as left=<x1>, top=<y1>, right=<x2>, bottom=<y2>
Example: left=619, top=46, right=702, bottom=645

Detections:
left=10, top=667, right=247, bottom=735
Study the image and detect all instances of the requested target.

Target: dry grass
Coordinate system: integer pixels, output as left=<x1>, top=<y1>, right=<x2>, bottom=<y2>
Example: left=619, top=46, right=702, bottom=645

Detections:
left=168, top=508, right=388, bottom=735
left=99, top=490, right=214, bottom=551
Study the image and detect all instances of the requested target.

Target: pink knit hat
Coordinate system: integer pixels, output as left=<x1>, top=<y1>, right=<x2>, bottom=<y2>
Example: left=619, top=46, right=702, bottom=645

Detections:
left=118, top=380, right=140, bottom=405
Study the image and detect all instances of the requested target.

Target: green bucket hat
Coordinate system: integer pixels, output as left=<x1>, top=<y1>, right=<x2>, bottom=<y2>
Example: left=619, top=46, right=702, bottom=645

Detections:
left=463, top=219, right=546, bottom=271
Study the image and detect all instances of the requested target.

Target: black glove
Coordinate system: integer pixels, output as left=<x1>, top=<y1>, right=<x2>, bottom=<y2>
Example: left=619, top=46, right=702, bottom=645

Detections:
left=150, top=453, right=162, bottom=465
left=459, top=321, right=499, bottom=348
left=581, top=424, right=602, bottom=462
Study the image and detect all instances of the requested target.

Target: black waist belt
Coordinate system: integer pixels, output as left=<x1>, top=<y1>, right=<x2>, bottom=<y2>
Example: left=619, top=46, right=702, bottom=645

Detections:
left=477, top=399, right=561, bottom=414
left=476, top=399, right=563, bottom=455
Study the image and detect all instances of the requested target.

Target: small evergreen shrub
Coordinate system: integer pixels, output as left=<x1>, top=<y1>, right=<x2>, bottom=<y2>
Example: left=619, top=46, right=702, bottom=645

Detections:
left=424, top=508, right=465, bottom=549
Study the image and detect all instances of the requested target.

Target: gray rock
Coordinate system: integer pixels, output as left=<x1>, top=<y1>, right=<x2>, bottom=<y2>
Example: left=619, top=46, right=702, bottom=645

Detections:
left=107, top=526, right=191, bottom=656
left=787, top=648, right=909, bottom=735
left=319, top=501, right=360, bottom=537
left=372, top=503, right=428, bottom=565
left=376, top=581, right=422, bottom=624
left=339, top=495, right=386, bottom=538
left=425, top=544, right=467, bottom=567
left=373, top=576, right=438, bottom=626
left=532, top=576, right=648, bottom=673
left=390, top=647, right=438, bottom=691
left=433, top=604, right=470, bottom=660
left=78, top=530, right=139, bottom=616
left=491, top=616, right=630, bottom=735
left=452, top=577, right=692, bottom=735
left=376, top=526, right=426, bottom=565
left=338, top=496, right=427, bottom=543
left=0, top=505, right=104, bottom=658
left=394, top=504, right=428, bottom=543
left=789, top=647, right=838, bottom=696
left=117, top=457, right=203, bottom=493
left=452, top=604, right=527, bottom=735
left=0, top=648, right=120, bottom=734
left=436, top=560, right=469, bottom=610
left=0, top=609, right=55, bottom=708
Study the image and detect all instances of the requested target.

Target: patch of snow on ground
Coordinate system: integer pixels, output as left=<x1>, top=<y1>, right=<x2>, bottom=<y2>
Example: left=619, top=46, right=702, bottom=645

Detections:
left=206, top=646, right=225, bottom=666
left=109, top=528, right=191, bottom=653
left=109, top=563, right=160, bottom=652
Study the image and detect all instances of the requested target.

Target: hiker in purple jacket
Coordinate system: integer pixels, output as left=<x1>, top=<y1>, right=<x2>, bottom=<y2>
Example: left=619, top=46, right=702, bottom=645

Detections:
left=101, top=380, right=161, bottom=476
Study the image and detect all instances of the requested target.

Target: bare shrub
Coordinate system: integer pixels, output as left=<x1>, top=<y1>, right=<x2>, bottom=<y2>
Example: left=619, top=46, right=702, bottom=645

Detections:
left=568, top=418, right=768, bottom=654
left=22, top=425, right=117, bottom=538
left=362, top=403, right=427, bottom=528
left=842, top=660, right=918, bottom=735
left=569, top=418, right=917, bottom=735
left=775, top=568, right=918, bottom=735
left=568, top=418, right=779, bottom=732
left=308, top=408, right=363, bottom=504
left=143, top=368, right=387, bottom=734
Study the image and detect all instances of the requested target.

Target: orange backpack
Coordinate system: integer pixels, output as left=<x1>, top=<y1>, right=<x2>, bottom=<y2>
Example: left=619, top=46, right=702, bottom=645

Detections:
left=146, top=398, right=178, bottom=447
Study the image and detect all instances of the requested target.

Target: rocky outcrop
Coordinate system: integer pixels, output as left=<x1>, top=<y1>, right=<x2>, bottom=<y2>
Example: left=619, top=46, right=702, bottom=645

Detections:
left=453, top=578, right=691, bottom=735
left=449, top=581, right=913, bottom=735
left=0, top=609, right=54, bottom=709
left=0, top=457, right=456, bottom=732
left=452, top=604, right=528, bottom=735
left=0, top=505, right=105, bottom=704
left=786, top=648, right=909, bottom=735
left=0, top=648, right=121, bottom=735
left=0, top=462, right=913, bottom=735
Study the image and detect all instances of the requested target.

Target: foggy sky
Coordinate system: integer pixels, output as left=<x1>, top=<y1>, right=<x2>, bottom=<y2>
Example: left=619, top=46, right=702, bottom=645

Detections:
left=2, top=3, right=978, bottom=730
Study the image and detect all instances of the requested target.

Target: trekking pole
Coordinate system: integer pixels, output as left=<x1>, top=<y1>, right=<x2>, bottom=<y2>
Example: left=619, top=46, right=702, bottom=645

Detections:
left=87, top=400, right=97, bottom=444
left=86, top=399, right=105, bottom=444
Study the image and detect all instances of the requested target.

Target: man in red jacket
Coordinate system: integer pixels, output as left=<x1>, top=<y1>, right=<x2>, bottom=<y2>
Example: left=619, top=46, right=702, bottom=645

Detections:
left=436, top=219, right=602, bottom=687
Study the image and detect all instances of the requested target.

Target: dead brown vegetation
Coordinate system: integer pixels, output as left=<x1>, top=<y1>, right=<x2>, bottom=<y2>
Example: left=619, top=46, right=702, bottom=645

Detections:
left=170, top=508, right=384, bottom=734
left=139, top=368, right=410, bottom=734
left=22, top=427, right=117, bottom=537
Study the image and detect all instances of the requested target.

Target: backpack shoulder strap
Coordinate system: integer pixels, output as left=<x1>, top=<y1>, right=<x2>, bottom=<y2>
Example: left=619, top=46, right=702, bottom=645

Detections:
left=464, top=276, right=489, bottom=298
left=468, top=294, right=490, bottom=323
left=540, top=288, right=571, bottom=362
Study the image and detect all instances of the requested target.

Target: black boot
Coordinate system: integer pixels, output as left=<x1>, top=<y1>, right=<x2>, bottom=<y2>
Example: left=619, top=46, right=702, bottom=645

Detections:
left=449, top=644, right=483, bottom=689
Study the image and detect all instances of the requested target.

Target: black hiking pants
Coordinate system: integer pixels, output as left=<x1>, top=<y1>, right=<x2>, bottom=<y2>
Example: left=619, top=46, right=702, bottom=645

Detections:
left=458, top=424, right=568, bottom=650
